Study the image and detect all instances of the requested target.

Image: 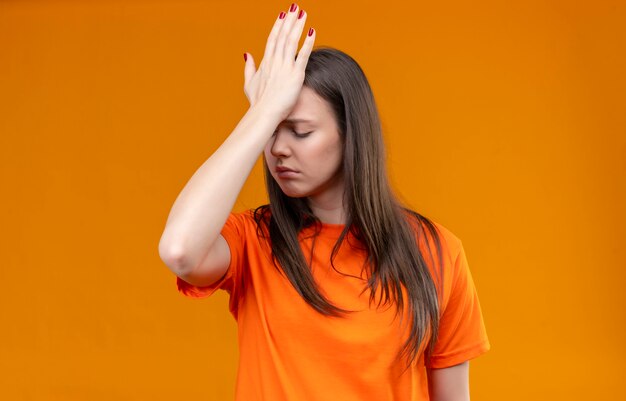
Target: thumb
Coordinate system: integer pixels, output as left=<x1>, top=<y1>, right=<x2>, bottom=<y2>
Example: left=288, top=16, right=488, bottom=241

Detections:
left=243, top=52, right=256, bottom=85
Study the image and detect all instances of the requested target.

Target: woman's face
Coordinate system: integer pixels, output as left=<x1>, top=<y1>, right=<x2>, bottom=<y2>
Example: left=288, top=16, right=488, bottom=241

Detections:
left=264, top=86, right=344, bottom=202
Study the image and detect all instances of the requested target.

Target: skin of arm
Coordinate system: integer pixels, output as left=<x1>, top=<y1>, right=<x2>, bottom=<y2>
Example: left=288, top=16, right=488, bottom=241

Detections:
left=426, top=361, right=470, bottom=401
left=158, top=5, right=315, bottom=284
left=158, top=104, right=282, bottom=277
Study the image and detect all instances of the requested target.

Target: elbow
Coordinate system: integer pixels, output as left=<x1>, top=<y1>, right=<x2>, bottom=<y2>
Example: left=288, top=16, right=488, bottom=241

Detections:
left=159, top=239, right=192, bottom=275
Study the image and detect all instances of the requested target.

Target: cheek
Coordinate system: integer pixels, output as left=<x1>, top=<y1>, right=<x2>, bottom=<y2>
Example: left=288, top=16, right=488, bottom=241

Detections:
left=309, top=136, right=341, bottom=160
left=322, top=140, right=343, bottom=167
left=301, top=143, right=342, bottom=178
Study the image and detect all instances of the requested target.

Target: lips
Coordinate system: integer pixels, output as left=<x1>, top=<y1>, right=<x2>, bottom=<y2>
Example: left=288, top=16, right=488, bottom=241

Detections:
left=276, top=166, right=298, bottom=173
left=275, top=165, right=299, bottom=179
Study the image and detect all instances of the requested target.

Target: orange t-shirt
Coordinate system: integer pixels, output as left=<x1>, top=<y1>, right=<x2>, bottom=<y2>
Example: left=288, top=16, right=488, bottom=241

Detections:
left=176, top=210, right=490, bottom=400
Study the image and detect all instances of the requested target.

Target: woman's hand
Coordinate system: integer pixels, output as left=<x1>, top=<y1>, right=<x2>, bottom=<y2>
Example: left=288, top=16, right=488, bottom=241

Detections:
left=243, top=3, right=316, bottom=121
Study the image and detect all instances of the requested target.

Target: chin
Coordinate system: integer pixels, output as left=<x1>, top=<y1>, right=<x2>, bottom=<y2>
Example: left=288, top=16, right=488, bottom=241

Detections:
left=273, top=181, right=310, bottom=199
left=278, top=186, right=308, bottom=199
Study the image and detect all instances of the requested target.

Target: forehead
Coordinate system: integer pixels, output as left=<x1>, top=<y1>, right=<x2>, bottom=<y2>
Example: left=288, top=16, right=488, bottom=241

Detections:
left=282, top=86, right=334, bottom=125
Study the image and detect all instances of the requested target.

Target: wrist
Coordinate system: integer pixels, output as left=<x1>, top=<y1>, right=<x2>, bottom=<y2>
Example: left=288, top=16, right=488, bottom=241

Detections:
left=247, top=102, right=286, bottom=126
left=233, top=104, right=282, bottom=144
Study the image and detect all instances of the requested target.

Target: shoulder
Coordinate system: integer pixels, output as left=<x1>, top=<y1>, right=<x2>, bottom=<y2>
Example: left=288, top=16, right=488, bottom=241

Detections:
left=227, top=207, right=262, bottom=225
left=232, top=208, right=257, bottom=223
left=402, top=209, right=464, bottom=265
left=223, top=206, right=270, bottom=239
left=430, top=219, right=463, bottom=255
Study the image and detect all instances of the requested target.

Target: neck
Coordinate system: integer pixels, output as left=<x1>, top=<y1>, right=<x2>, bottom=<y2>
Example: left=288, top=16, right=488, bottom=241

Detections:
left=308, top=201, right=346, bottom=225
left=306, top=177, right=346, bottom=225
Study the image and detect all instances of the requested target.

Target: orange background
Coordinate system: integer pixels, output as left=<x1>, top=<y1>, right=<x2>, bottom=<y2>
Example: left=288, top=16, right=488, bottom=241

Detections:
left=1, top=0, right=624, bottom=400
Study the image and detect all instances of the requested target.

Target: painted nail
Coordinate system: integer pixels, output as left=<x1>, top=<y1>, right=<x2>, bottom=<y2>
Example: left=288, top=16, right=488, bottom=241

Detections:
left=298, top=9, right=304, bottom=19
left=243, top=53, right=247, bottom=62
left=290, top=3, right=297, bottom=12
left=279, top=11, right=286, bottom=19
left=308, top=27, right=314, bottom=37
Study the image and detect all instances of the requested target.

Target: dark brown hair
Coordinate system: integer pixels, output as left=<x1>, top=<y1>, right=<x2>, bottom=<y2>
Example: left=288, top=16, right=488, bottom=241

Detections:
left=253, top=47, right=444, bottom=372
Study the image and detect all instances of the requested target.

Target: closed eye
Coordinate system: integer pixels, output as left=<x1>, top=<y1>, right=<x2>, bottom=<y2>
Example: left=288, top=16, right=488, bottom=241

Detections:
left=293, top=130, right=313, bottom=138
left=271, top=129, right=313, bottom=138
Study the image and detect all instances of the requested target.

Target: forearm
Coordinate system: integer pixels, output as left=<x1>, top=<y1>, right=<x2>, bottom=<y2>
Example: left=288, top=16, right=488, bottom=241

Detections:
left=158, top=104, right=280, bottom=272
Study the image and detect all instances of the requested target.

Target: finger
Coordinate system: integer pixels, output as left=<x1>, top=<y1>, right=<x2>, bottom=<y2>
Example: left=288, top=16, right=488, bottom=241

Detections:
left=274, top=3, right=300, bottom=63
left=262, top=10, right=287, bottom=69
left=283, top=8, right=307, bottom=61
left=243, top=52, right=256, bottom=86
left=295, top=27, right=316, bottom=71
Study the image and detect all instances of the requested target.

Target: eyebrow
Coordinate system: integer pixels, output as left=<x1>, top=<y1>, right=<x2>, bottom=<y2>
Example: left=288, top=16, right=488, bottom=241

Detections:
left=283, top=118, right=315, bottom=124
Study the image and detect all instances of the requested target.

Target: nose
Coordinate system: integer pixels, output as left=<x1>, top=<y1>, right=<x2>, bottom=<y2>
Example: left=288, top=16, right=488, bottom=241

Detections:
left=269, top=129, right=292, bottom=158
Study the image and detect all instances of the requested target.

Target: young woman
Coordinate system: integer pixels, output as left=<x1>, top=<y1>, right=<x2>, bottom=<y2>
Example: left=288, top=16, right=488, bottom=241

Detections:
left=159, top=4, right=490, bottom=400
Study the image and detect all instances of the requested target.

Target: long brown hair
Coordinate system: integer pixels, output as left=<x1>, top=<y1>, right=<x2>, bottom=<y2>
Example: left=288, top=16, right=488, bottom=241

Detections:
left=253, top=47, right=444, bottom=371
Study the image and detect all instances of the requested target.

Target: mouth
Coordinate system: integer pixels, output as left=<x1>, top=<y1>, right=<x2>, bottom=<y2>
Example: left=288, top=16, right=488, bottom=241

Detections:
left=276, top=166, right=298, bottom=173
left=275, top=166, right=299, bottom=178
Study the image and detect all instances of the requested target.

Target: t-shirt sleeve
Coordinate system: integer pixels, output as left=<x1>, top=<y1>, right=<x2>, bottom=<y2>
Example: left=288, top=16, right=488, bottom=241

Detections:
left=426, top=241, right=491, bottom=368
left=175, top=212, right=247, bottom=300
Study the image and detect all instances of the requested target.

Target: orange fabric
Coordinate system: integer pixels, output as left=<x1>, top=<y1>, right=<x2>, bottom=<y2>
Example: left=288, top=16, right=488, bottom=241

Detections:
left=176, top=210, right=490, bottom=400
